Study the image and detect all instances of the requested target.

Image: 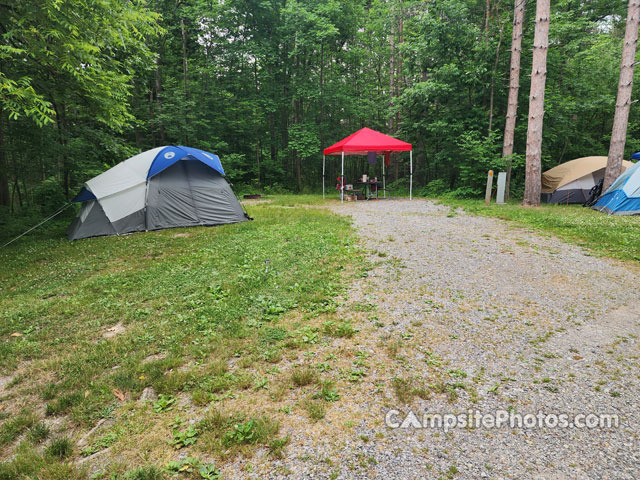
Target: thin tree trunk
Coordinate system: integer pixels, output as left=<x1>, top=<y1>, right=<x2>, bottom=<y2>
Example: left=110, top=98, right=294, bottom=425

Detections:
left=502, top=0, right=526, bottom=201
left=180, top=17, right=190, bottom=145
left=484, top=0, right=492, bottom=41
left=154, top=57, right=166, bottom=143
left=523, top=0, right=549, bottom=207
left=389, top=4, right=396, bottom=135
left=488, top=22, right=505, bottom=136
left=604, top=0, right=640, bottom=191
left=0, top=105, right=9, bottom=207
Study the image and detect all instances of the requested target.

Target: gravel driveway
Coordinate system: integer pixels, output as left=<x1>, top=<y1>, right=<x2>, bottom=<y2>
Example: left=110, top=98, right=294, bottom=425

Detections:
left=241, top=199, right=640, bottom=479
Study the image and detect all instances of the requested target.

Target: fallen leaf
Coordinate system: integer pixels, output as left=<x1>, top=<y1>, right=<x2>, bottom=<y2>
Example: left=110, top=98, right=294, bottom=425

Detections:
left=113, top=389, right=125, bottom=401
left=84, top=390, right=90, bottom=398
left=10, top=332, right=22, bottom=337
left=572, top=355, right=583, bottom=360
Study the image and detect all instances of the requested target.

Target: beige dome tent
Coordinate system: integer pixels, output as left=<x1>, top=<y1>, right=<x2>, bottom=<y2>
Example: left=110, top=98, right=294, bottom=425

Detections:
left=541, top=156, right=635, bottom=204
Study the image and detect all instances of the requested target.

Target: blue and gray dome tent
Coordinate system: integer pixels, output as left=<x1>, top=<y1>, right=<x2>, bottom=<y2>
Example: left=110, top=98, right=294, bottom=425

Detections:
left=592, top=153, right=640, bottom=215
left=67, top=146, right=248, bottom=240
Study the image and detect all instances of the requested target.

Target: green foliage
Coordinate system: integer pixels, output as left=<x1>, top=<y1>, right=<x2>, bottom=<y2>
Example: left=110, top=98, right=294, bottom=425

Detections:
left=46, top=437, right=74, bottom=459
left=123, top=465, right=166, bottom=480
left=1, top=0, right=637, bottom=209
left=32, top=177, right=67, bottom=214
left=0, top=411, right=36, bottom=446
left=27, top=423, right=50, bottom=443
left=169, top=425, right=199, bottom=449
left=152, top=394, right=176, bottom=413
left=223, top=420, right=257, bottom=446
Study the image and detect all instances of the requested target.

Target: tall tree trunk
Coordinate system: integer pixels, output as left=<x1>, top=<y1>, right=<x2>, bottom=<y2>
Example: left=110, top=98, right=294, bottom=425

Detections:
left=502, top=0, right=526, bottom=201
left=0, top=105, right=9, bottom=207
left=523, top=0, right=549, bottom=207
left=603, top=0, right=640, bottom=191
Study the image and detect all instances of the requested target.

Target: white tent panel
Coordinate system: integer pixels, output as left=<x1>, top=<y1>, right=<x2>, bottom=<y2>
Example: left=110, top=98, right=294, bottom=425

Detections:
left=79, top=200, right=95, bottom=222
left=99, top=183, right=147, bottom=222
left=85, top=147, right=162, bottom=199
left=623, top=167, right=640, bottom=196
left=556, top=173, right=595, bottom=191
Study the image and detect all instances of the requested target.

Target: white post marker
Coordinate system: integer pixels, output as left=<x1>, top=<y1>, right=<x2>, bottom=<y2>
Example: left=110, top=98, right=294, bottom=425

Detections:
left=322, top=154, right=326, bottom=199
left=341, top=151, right=345, bottom=203
left=485, top=170, right=494, bottom=205
left=496, top=171, right=506, bottom=204
left=409, top=150, right=413, bottom=200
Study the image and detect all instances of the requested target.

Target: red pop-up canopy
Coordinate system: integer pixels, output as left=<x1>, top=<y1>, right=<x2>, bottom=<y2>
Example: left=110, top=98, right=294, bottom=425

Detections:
left=323, top=127, right=412, bottom=155
left=322, top=127, right=413, bottom=201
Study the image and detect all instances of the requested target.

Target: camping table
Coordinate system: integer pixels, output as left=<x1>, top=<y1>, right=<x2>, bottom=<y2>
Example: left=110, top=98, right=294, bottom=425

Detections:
left=354, top=181, right=382, bottom=200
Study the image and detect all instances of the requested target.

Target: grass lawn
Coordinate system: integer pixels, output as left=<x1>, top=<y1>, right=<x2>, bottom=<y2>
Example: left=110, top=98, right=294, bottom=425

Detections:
left=439, top=198, right=640, bottom=263
left=0, top=196, right=366, bottom=479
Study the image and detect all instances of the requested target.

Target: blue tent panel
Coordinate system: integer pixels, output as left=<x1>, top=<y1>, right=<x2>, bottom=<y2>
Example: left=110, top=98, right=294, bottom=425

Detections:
left=593, top=161, right=640, bottom=214
left=631, top=152, right=640, bottom=160
left=147, top=146, right=225, bottom=179
left=72, top=187, right=97, bottom=202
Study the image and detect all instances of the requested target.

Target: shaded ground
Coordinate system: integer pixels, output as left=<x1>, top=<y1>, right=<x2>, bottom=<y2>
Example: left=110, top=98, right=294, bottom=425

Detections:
left=243, top=199, right=640, bottom=479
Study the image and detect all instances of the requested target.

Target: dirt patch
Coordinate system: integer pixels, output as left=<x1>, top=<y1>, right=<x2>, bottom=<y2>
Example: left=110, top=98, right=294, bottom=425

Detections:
left=172, top=232, right=191, bottom=238
left=0, top=376, right=14, bottom=395
left=142, top=352, right=167, bottom=364
left=103, top=322, right=126, bottom=339
left=548, top=300, right=640, bottom=350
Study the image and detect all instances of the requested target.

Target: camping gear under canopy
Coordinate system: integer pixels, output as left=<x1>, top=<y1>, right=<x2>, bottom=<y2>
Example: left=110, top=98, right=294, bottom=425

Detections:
left=67, top=146, right=248, bottom=240
left=592, top=161, right=640, bottom=215
left=541, top=156, right=634, bottom=204
left=322, top=128, right=413, bottom=201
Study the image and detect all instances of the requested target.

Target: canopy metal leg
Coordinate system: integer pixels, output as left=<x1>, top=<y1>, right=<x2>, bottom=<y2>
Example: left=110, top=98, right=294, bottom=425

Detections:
left=341, top=152, right=344, bottom=203
left=382, top=158, right=386, bottom=198
left=322, top=155, right=325, bottom=199
left=409, top=150, right=413, bottom=200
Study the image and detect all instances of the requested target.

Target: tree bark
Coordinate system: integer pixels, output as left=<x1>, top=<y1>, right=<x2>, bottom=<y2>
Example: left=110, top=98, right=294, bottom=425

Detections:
left=502, top=0, right=526, bottom=201
left=180, top=17, right=190, bottom=145
left=154, top=56, right=166, bottom=144
left=389, top=1, right=396, bottom=135
left=523, top=0, right=549, bottom=207
left=603, top=0, right=640, bottom=191
left=0, top=105, right=9, bottom=207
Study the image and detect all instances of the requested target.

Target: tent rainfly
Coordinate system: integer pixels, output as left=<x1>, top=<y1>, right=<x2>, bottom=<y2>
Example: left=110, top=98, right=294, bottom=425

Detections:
left=541, top=156, right=634, bottom=204
left=322, top=127, right=413, bottom=202
left=67, top=146, right=249, bottom=240
left=593, top=160, right=640, bottom=215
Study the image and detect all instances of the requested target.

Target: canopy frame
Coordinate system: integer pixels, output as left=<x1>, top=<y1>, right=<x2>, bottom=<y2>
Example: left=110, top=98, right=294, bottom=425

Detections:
left=321, top=127, right=413, bottom=202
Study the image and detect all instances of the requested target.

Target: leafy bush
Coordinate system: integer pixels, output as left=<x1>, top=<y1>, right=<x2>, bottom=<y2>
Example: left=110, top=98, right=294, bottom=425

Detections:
left=443, top=186, right=481, bottom=199
left=32, top=177, right=67, bottom=214
left=420, top=179, right=448, bottom=197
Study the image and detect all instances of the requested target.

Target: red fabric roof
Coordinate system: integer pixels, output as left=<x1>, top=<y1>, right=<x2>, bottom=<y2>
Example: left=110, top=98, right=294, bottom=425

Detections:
left=323, top=127, right=412, bottom=156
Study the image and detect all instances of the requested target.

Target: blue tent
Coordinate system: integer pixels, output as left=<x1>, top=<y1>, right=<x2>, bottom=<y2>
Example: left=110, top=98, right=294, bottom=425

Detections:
left=593, top=159, right=640, bottom=215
